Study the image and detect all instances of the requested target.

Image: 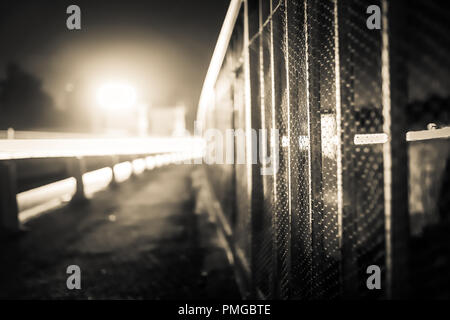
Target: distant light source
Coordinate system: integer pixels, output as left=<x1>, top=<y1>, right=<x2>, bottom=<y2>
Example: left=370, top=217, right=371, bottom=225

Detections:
left=96, top=82, right=137, bottom=109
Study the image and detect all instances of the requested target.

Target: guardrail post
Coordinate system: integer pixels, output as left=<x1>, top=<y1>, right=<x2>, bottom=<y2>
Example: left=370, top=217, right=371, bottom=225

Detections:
left=0, top=161, right=20, bottom=234
left=110, top=155, right=119, bottom=188
left=66, top=157, right=87, bottom=204
left=130, top=156, right=138, bottom=179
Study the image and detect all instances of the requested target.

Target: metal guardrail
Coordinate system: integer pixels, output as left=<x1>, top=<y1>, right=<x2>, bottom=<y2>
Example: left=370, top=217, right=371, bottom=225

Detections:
left=0, top=132, right=203, bottom=160
left=0, top=132, right=204, bottom=235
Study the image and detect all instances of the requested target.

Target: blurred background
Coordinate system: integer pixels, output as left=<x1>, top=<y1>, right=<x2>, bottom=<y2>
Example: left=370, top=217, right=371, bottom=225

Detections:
left=0, top=0, right=229, bottom=135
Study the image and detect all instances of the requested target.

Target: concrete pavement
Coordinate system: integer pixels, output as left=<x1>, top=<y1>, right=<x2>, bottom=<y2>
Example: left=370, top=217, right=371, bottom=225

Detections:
left=0, top=165, right=240, bottom=299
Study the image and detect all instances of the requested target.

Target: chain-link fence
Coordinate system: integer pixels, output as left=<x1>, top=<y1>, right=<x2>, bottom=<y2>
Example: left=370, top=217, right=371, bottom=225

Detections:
left=198, top=0, right=450, bottom=299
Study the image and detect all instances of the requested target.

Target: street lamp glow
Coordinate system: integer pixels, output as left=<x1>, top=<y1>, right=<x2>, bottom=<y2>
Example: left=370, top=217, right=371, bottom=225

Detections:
left=96, top=82, right=137, bottom=109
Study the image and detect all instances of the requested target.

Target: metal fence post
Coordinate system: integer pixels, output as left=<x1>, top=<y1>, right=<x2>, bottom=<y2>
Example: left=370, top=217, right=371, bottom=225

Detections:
left=383, top=0, right=410, bottom=299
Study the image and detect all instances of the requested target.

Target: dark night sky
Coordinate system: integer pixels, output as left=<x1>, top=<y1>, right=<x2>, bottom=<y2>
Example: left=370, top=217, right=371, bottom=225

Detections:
left=0, top=0, right=230, bottom=120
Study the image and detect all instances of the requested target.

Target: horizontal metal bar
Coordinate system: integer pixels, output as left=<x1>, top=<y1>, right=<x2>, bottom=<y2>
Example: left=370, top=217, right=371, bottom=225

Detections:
left=406, top=127, right=450, bottom=142
left=0, top=137, right=204, bottom=160
left=354, top=133, right=389, bottom=145
left=0, top=130, right=131, bottom=140
left=354, top=127, right=450, bottom=146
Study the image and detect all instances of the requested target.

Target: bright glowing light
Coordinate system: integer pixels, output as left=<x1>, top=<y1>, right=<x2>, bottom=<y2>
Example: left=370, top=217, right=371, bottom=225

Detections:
left=114, top=161, right=133, bottom=182
left=132, top=159, right=146, bottom=175
left=97, top=82, right=137, bottom=109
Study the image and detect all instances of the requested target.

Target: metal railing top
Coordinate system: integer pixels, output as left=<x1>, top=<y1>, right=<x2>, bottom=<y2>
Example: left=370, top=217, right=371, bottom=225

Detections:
left=0, top=135, right=204, bottom=160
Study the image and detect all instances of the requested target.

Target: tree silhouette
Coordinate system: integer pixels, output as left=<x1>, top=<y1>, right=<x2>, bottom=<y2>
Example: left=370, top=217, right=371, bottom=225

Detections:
left=0, top=62, right=57, bottom=130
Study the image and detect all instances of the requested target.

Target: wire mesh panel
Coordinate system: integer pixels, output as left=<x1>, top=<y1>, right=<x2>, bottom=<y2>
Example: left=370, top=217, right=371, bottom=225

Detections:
left=306, top=0, right=341, bottom=299
left=230, top=8, right=253, bottom=290
left=234, top=66, right=251, bottom=263
left=337, top=0, right=386, bottom=299
left=248, top=10, right=274, bottom=298
left=271, top=1, right=291, bottom=299
left=286, top=0, right=314, bottom=299
left=261, top=10, right=277, bottom=300
left=211, top=63, right=235, bottom=222
left=199, top=0, right=450, bottom=299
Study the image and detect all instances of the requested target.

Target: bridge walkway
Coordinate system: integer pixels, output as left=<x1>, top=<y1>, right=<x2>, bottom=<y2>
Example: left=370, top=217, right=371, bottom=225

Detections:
left=0, top=165, right=239, bottom=299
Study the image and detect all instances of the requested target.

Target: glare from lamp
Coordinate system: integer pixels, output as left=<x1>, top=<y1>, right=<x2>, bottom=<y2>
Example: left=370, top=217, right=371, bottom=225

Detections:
left=96, top=82, right=137, bottom=110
